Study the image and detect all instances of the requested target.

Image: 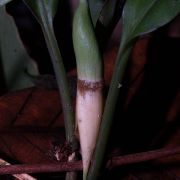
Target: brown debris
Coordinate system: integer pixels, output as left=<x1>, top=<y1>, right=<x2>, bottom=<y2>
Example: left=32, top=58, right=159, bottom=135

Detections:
left=0, top=146, right=180, bottom=175
left=77, top=79, right=104, bottom=95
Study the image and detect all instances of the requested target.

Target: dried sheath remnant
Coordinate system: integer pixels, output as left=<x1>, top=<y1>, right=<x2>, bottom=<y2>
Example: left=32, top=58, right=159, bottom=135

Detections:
left=77, top=79, right=103, bottom=95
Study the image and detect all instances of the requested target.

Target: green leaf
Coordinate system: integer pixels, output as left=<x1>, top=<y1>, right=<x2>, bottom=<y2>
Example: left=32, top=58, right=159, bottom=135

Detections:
left=88, top=0, right=105, bottom=26
left=23, top=0, right=58, bottom=26
left=95, top=0, right=125, bottom=51
left=122, top=0, right=180, bottom=45
left=0, top=0, right=13, bottom=6
left=0, top=7, right=38, bottom=92
left=99, top=0, right=124, bottom=27
left=88, top=1, right=180, bottom=179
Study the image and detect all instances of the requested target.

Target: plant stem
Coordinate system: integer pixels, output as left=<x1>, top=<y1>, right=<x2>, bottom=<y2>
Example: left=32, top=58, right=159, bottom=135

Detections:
left=73, top=2, right=102, bottom=81
left=40, top=13, right=77, bottom=150
left=87, top=44, right=133, bottom=180
left=41, top=21, right=78, bottom=180
left=40, top=2, right=79, bottom=180
left=73, top=1, right=103, bottom=179
left=65, top=152, right=78, bottom=180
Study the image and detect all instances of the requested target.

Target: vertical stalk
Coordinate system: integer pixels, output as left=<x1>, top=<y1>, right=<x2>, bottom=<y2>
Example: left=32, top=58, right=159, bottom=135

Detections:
left=41, top=16, right=78, bottom=180
left=39, top=3, right=79, bottom=180
left=40, top=9, right=77, bottom=150
left=23, top=1, right=78, bottom=179
left=73, top=0, right=103, bottom=179
left=87, top=45, right=133, bottom=180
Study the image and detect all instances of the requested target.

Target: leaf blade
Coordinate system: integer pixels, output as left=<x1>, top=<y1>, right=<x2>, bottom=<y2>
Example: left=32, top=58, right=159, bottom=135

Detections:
left=0, top=0, right=13, bottom=6
left=0, top=7, right=39, bottom=91
left=23, top=0, right=58, bottom=26
left=122, top=0, right=180, bottom=44
left=88, top=0, right=106, bottom=26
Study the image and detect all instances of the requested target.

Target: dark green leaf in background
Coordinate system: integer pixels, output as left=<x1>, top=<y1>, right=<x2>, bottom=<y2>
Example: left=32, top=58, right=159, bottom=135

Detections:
left=94, top=0, right=125, bottom=51
left=88, top=0, right=106, bottom=26
left=0, top=7, right=38, bottom=92
left=99, top=0, right=123, bottom=27
left=23, top=0, right=58, bottom=26
left=0, top=0, right=13, bottom=6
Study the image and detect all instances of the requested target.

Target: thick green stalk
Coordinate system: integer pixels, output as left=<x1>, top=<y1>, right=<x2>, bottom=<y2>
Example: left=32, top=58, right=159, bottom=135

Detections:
left=73, top=0, right=103, bottom=179
left=87, top=44, right=133, bottom=180
left=73, top=1, right=102, bottom=81
left=40, top=9, right=77, bottom=150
